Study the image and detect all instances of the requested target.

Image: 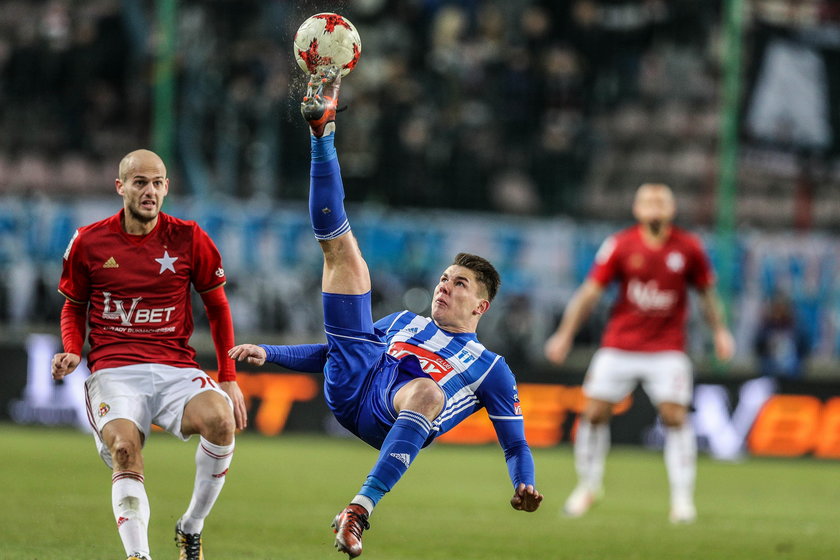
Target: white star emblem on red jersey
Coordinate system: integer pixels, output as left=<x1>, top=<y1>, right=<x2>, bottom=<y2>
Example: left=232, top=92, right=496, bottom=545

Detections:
left=155, top=250, right=178, bottom=274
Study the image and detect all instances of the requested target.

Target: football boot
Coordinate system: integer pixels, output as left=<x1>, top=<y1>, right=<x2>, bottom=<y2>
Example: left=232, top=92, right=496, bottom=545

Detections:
left=331, top=503, right=370, bottom=558
left=301, top=66, right=342, bottom=137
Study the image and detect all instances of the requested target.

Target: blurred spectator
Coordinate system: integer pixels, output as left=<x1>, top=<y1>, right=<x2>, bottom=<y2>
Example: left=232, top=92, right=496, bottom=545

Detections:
left=754, top=293, right=811, bottom=378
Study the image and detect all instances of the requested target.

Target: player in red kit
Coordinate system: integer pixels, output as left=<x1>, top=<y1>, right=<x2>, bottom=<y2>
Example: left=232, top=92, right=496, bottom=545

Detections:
left=51, top=149, right=247, bottom=560
left=544, top=183, right=734, bottom=524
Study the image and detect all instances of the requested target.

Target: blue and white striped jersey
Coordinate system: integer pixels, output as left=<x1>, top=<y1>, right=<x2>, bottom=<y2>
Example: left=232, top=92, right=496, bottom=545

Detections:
left=260, top=307, right=535, bottom=487
left=376, top=310, right=524, bottom=438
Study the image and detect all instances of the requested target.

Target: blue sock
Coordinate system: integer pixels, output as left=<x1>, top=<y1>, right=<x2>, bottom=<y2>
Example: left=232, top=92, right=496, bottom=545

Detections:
left=354, top=410, right=432, bottom=513
left=309, top=135, right=350, bottom=240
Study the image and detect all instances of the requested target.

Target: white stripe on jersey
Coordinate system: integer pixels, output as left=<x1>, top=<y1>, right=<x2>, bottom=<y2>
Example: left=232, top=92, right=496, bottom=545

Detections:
left=434, top=362, right=496, bottom=426
left=488, top=414, right=523, bottom=421
left=384, top=310, right=409, bottom=332
left=388, top=313, right=429, bottom=343
left=436, top=396, right=480, bottom=425
left=419, top=329, right=452, bottom=354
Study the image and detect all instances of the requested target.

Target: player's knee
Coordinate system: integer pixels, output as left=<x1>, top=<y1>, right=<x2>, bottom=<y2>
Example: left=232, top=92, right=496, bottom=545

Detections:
left=659, top=405, right=687, bottom=427
left=202, top=410, right=235, bottom=443
left=400, top=378, right=444, bottom=420
left=583, top=401, right=612, bottom=425
left=587, top=411, right=610, bottom=425
left=111, top=439, right=140, bottom=469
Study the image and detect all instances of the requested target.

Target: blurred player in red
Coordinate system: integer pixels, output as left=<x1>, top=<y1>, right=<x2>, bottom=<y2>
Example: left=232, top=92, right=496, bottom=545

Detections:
left=544, top=183, right=734, bottom=523
left=51, top=149, right=247, bottom=560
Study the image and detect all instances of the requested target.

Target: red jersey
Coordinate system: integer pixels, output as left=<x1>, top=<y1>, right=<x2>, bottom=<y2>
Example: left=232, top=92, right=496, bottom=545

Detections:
left=589, top=225, right=714, bottom=352
left=58, top=210, right=227, bottom=372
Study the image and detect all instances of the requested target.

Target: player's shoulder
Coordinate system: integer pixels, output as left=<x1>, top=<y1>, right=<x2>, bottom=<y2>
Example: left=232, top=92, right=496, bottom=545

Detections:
left=594, top=226, right=634, bottom=264
left=158, top=212, right=215, bottom=247
left=158, top=212, right=203, bottom=232
left=378, top=310, right=414, bottom=331
left=612, top=225, right=641, bottom=245
left=481, top=350, right=518, bottom=386
left=669, top=226, right=705, bottom=250
left=602, top=226, right=638, bottom=251
left=76, top=212, right=118, bottom=235
left=71, top=213, right=120, bottom=249
left=470, top=337, right=507, bottom=368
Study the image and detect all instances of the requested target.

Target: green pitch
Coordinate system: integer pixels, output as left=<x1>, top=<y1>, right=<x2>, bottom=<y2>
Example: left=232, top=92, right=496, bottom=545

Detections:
left=1, top=423, right=837, bottom=559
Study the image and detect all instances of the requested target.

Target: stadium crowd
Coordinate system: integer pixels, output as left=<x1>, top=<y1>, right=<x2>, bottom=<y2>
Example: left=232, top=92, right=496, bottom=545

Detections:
left=0, top=0, right=718, bottom=213
left=2, top=0, right=840, bottom=375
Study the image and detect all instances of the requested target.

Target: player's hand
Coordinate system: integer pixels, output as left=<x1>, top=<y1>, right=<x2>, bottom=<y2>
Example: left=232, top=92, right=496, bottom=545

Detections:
left=510, top=483, right=543, bottom=512
left=713, top=328, right=735, bottom=362
left=544, top=332, right=573, bottom=365
left=228, top=344, right=267, bottom=366
left=219, top=381, right=248, bottom=431
left=52, top=352, right=81, bottom=380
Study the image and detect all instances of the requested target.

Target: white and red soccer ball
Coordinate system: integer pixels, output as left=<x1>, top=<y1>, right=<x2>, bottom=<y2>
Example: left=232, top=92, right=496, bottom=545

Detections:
left=293, top=13, right=361, bottom=77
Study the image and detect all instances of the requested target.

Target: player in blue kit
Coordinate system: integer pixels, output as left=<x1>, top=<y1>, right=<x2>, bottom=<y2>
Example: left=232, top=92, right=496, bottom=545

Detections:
left=228, top=67, right=543, bottom=558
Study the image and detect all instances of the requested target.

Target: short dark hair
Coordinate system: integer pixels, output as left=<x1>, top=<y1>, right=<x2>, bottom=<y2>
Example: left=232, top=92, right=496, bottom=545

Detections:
left=452, top=252, right=500, bottom=302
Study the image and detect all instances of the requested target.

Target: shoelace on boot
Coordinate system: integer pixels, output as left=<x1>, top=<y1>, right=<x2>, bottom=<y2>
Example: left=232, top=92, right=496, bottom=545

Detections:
left=176, top=531, right=202, bottom=559
left=344, top=509, right=370, bottom=539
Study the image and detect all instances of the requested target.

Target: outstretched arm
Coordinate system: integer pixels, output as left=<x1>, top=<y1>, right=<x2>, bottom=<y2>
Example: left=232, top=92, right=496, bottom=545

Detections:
left=544, top=279, right=604, bottom=365
left=229, top=343, right=328, bottom=373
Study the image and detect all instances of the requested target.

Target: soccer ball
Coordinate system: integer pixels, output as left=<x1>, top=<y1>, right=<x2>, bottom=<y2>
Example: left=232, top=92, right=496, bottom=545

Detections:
left=293, top=13, right=361, bottom=77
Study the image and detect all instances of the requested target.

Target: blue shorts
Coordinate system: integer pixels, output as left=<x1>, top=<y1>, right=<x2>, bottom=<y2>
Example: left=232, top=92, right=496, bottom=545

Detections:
left=322, top=292, right=431, bottom=449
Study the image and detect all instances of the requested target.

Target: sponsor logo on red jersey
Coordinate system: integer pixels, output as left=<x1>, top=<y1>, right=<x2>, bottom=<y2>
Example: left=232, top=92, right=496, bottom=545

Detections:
left=627, top=279, right=676, bottom=312
left=102, top=292, right=176, bottom=327
left=388, top=342, right=453, bottom=381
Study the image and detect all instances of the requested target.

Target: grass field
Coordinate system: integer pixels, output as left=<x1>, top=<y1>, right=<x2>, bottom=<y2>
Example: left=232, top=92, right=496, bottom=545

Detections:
left=1, top=423, right=837, bottom=560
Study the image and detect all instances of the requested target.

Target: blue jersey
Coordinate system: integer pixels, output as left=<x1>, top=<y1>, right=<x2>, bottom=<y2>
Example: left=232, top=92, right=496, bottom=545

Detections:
left=261, top=302, right=535, bottom=487
left=376, top=311, right=524, bottom=440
